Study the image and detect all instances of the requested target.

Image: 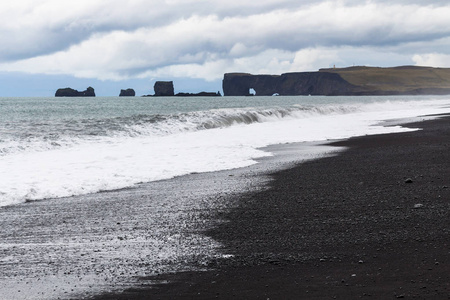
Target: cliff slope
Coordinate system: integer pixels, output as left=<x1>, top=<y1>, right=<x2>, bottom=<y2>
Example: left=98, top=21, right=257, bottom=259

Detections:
left=320, top=66, right=450, bottom=95
left=223, top=66, right=450, bottom=96
left=154, top=81, right=174, bottom=96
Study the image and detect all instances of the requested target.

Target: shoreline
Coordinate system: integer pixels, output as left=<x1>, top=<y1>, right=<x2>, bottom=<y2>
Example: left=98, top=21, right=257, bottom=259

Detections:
left=93, top=115, right=450, bottom=299
left=1, top=115, right=448, bottom=300
left=0, top=136, right=340, bottom=299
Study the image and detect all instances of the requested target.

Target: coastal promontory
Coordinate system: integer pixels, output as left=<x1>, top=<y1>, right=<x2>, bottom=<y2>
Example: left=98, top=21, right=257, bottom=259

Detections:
left=223, top=66, right=450, bottom=96
left=55, top=87, right=96, bottom=97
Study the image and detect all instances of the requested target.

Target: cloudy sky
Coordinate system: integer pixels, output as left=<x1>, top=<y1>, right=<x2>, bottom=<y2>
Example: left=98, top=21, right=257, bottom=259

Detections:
left=1, top=0, right=450, bottom=96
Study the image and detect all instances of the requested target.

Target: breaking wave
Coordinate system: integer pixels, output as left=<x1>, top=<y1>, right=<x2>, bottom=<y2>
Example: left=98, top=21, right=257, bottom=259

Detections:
left=1, top=96, right=450, bottom=206
left=0, top=104, right=360, bottom=156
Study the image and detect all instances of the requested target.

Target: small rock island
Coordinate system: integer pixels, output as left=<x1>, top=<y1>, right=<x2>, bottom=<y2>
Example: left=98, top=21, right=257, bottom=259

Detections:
left=144, top=81, right=221, bottom=97
left=119, top=89, right=135, bottom=97
left=154, top=81, right=175, bottom=96
left=55, top=87, right=96, bottom=97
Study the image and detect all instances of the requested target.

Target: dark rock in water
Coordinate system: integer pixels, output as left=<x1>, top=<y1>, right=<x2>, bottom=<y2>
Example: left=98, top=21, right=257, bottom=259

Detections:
left=55, top=87, right=96, bottom=97
left=175, top=91, right=221, bottom=97
left=154, top=81, right=174, bottom=96
left=145, top=81, right=221, bottom=97
left=119, top=88, right=135, bottom=97
left=84, top=87, right=95, bottom=97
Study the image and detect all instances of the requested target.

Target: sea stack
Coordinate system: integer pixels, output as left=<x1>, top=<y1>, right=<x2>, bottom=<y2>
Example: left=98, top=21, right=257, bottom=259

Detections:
left=55, top=87, right=96, bottom=97
left=154, top=81, right=174, bottom=96
left=119, top=89, right=135, bottom=97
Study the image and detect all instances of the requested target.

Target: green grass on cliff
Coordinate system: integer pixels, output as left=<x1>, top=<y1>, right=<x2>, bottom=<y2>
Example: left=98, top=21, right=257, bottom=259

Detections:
left=319, top=66, right=450, bottom=93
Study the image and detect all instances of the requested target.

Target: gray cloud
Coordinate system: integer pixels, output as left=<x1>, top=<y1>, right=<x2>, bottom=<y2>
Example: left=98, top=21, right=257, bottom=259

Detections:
left=2, top=0, right=450, bottom=81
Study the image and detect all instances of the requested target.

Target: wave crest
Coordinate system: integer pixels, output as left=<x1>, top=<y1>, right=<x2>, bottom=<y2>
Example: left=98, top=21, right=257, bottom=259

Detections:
left=1, top=104, right=359, bottom=156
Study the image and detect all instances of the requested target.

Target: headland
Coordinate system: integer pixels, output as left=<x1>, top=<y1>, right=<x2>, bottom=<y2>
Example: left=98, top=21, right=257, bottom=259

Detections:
left=223, top=66, right=450, bottom=96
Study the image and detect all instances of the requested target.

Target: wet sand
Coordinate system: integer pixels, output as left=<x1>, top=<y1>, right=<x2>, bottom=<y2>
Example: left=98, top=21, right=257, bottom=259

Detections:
left=0, top=131, right=338, bottom=299
left=94, top=116, right=450, bottom=299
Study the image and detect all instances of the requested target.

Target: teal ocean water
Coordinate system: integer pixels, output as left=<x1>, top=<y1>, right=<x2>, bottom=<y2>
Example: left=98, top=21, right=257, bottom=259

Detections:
left=1, top=95, right=450, bottom=207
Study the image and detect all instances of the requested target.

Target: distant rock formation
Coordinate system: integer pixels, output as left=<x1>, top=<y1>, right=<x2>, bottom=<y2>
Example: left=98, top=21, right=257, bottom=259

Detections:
left=154, top=81, right=174, bottom=96
left=145, top=81, right=220, bottom=97
left=119, top=88, right=135, bottom=97
left=175, top=91, right=221, bottom=97
left=223, top=73, right=354, bottom=96
left=222, top=66, right=450, bottom=96
left=55, top=87, right=96, bottom=97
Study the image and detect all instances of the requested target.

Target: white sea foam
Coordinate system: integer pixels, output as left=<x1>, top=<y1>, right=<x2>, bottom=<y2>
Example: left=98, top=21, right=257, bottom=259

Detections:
left=1, top=98, right=449, bottom=207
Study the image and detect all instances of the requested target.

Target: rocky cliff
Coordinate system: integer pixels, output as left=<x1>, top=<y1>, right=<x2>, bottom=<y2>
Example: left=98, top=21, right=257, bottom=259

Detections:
left=223, top=72, right=355, bottom=96
left=55, top=87, right=96, bottom=97
left=223, top=66, right=450, bottom=96
left=154, top=81, right=174, bottom=96
left=119, top=88, right=135, bottom=96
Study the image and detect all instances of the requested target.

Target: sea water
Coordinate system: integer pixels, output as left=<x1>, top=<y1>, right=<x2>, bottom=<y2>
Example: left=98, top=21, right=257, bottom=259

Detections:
left=1, top=95, right=450, bottom=207
left=2, top=95, right=450, bottom=300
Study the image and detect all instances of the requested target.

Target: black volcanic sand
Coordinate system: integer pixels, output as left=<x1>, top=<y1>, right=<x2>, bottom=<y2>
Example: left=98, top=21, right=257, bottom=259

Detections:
left=95, top=117, right=450, bottom=300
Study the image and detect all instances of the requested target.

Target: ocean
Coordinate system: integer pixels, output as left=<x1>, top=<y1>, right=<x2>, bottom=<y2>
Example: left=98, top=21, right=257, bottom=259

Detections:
left=2, top=95, right=450, bottom=207
left=1, top=95, right=450, bottom=299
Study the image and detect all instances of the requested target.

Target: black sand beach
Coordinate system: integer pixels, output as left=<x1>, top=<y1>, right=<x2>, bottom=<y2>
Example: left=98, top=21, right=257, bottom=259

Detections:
left=94, top=116, right=450, bottom=300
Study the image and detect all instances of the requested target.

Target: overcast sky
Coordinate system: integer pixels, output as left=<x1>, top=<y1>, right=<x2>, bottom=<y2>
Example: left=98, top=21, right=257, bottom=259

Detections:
left=2, top=0, right=450, bottom=96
